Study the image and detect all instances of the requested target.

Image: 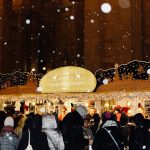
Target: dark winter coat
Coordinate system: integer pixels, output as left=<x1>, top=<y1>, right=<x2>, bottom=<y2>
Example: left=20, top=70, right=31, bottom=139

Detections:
left=61, top=110, right=85, bottom=150
left=0, top=111, right=6, bottom=132
left=129, top=126, right=150, bottom=150
left=17, top=114, right=49, bottom=150
left=92, top=120, right=124, bottom=150
left=120, top=123, right=134, bottom=146
left=90, top=123, right=99, bottom=137
left=16, top=130, right=49, bottom=150
left=0, top=126, right=19, bottom=150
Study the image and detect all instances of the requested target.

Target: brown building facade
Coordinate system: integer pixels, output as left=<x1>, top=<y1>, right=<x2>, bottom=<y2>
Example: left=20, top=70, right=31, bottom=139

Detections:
left=0, top=0, right=150, bottom=73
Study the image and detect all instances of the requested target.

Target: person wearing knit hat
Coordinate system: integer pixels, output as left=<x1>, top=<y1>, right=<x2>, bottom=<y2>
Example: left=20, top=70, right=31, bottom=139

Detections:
left=76, top=105, right=87, bottom=119
left=101, top=111, right=116, bottom=124
left=92, top=111, right=125, bottom=150
left=0, top=116, right=19, bottom=149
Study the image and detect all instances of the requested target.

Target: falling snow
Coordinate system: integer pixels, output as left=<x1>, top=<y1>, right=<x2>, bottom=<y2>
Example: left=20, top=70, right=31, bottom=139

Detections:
left=0, top=0, right=149, bottom=77
left=70, top=15, right=75, bottom=20
left=25, top=19, right=30, bottom=24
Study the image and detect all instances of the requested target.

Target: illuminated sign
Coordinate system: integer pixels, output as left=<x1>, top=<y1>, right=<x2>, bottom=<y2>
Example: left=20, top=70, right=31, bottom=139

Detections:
left=39, top=66, right=97, bottom=93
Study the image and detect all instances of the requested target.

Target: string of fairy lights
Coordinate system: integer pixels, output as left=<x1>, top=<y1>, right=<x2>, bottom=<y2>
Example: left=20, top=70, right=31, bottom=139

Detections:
left=0, top=71, right=43, bottom=89
left=95, top=60, right=150, bottom=88
left=0, top=60, right=150, bottom=90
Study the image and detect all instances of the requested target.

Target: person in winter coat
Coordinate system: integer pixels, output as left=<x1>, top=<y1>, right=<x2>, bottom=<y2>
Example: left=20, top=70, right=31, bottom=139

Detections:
left=0, top=116, right=19, bottom=150
left=14, top=116, right=26, bottom=138
left=90, top=114, right=100, bottom=137
left=42, top=114, right=65, bottom=150
left=61, top=104, right=87, bottom=150
left=92, top=111, right=125, bottom=150
left=129, top=113, right=150, bottom=150
left=17, top=114, right=49, bottom=150
left=22, top=113, right=34, bottom=132
left=83, top=117, right=94, bottom=150
left=0, top=111, right=6, bottom=132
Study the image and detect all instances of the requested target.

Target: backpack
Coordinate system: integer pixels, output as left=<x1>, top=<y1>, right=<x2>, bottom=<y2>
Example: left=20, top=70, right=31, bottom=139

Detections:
left=25, top=130, right=33, bottom=150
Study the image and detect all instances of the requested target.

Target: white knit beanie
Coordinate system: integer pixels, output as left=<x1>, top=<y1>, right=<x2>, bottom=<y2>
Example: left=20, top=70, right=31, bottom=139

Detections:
left=42, top=114, right=57, bottom=129
left=76, top=105, right=87, bottom=118
left=4, top=116, right=14, bottom=127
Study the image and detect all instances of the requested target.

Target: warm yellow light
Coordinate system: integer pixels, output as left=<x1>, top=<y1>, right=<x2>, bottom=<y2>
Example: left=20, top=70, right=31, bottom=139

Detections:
left=127, top=109, right=132, bottom=116
left=104, top=102, right=109, bottom=108
left=39, top=66, right=97, bottom=93
left=85, top=102, right=88, bottom=107
left=47, top=102, right=51, bottom=107
left=138, top=107, right=143, bottom=113
left=127, top=101, right=131, bottom=107
left=32, top=102, right=36, bottom=106
left=3, top=103, right=7, bottom=107
left=43, top=67, right=46, bottom=70
left=31, top=68, right=35, bottom=72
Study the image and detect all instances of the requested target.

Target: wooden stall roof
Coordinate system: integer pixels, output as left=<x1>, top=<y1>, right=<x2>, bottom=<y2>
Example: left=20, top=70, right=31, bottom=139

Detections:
left=96, top=66, right=150, bottom=92
left=96, top=78, right=150, bottom=92
left=0, top=80, right=37, bottom=95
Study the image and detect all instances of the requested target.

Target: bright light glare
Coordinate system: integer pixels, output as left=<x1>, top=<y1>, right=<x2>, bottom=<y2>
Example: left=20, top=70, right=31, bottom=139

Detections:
left=101, top=3, right=112, bottom=13
left=102, top=79, right=109, bottom=85
left=147, top=69, right=150, bottom=74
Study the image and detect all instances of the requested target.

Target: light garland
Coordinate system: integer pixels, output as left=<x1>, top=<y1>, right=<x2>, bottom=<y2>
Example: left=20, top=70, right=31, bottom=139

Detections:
left=95, top=60, right=150, bottom=88
left=0, top=71, right=43, bottom=89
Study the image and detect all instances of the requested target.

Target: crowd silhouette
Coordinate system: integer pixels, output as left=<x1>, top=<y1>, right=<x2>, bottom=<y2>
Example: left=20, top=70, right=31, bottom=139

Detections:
left=0, top=105, right=150, bottom=150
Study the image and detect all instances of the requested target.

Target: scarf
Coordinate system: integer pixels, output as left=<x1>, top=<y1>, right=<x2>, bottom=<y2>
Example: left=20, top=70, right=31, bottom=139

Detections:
left=102, top=120, right=118, bottom=128
left=1, top=126, right=14, bottom=133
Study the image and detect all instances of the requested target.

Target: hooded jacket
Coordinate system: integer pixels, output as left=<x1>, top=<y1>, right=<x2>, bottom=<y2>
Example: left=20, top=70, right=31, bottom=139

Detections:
left=61, top=110, right=86, bottom=150
left=92, top=120, right=125, bottom=150
left=0, top=117, right=19, bottom=150
left=129, top=114, right=150, bottom=150
left=42, top=114, right=65, bottom=150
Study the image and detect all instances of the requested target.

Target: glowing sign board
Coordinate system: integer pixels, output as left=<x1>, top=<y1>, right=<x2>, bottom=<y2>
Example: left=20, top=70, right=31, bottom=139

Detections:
left=39, top=66, right=97, bottom=93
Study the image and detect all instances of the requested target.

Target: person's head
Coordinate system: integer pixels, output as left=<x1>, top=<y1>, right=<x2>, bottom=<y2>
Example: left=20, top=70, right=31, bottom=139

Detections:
left=114, top=109, right=120, bottom=115
left=23, top=116, right=33, bottom=131
left=27, top=112, right=35, bottom=118
left=132, top=113, right=144, bottom=126
left=42, top=114, right=57, bottom=129
left=30, top=114, right=42, bottom=131
left=120, top=112, right=129, bottom=126
left=4, top=116, right=14, bottom=127
left=76, top=105, right=87, bottom=119
left=93, top=113, right=100, bottom=124
left=62, top=106, right=67, bottom=113
left=83, top=118, right=90, bottom=128
left=102, top=111, right=116, bottom=123
left=90, top=108, right=97, bottom=116
left=128, top=116, right=133, bottom=123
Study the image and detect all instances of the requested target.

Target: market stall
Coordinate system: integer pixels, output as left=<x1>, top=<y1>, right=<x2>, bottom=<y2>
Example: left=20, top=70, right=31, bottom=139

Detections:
left=96, top=64, right=150, bottom=116
left=0, top=63, right=150, bottom=117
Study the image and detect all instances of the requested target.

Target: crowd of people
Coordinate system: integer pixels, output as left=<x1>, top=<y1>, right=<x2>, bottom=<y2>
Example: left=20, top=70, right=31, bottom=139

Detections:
left=0, top=105, right=150, bottom=150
